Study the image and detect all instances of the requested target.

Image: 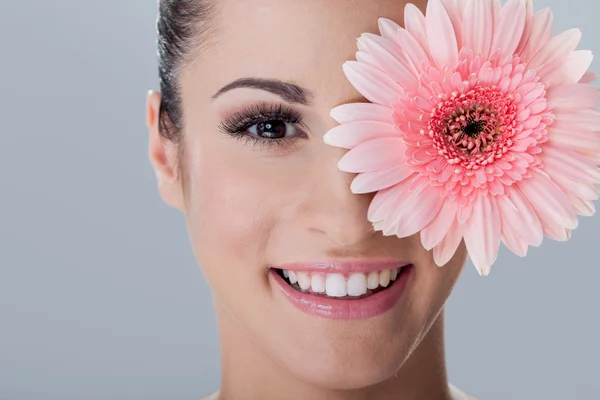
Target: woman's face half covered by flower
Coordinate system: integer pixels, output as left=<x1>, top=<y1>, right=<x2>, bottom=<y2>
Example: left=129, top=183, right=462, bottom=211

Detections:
left=147, top=0, right=467, bottom=390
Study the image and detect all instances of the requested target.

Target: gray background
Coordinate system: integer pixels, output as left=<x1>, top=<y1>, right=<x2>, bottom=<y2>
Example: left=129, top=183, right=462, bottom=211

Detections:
left=0, top=0, right=598, bottom=399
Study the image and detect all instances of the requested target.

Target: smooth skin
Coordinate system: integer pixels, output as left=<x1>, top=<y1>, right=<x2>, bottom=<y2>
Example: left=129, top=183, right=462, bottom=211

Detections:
left=147, top=0, right=477, bottom=399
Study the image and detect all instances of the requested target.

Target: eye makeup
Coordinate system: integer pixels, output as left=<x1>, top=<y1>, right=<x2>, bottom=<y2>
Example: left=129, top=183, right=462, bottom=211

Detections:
left=218, top=102, right=309, bottom=152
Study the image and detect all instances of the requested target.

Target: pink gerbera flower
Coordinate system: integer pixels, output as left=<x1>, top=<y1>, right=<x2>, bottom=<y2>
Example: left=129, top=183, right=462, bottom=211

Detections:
left=323, top=0, right=600, bottom=275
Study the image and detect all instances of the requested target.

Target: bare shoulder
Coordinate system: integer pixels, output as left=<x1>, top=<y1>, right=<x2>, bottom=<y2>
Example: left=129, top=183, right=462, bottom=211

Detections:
left=199, top=393, right=219, bottom=400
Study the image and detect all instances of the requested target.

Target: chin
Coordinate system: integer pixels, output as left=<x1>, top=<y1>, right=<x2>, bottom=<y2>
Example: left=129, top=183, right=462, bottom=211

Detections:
left=274, top=334, right=414, bottom=390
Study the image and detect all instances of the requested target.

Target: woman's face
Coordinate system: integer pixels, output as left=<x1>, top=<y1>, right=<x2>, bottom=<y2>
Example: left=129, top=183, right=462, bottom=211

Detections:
left=149, top=0, right=468, bottom=389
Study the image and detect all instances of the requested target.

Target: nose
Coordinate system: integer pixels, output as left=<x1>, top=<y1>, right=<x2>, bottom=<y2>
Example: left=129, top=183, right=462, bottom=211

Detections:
left=298, top=145, right=377, bottom=248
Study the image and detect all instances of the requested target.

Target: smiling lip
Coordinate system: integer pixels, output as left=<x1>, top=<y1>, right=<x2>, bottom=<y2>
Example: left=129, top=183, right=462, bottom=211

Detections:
left=270, top=260, right=414, bottom=320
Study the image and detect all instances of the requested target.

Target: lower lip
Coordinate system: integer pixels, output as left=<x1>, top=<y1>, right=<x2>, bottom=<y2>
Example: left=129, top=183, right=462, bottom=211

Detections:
left=270, top=265, right=414, bottom=320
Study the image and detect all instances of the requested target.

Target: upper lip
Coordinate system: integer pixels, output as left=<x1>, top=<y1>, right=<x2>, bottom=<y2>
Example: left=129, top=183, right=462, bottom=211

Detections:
left=271, top=259, right=412, bottom=274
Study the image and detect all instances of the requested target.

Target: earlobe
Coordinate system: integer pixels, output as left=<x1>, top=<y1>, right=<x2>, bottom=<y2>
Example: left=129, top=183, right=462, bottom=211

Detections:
left=146, top=90, right=185, bottom=212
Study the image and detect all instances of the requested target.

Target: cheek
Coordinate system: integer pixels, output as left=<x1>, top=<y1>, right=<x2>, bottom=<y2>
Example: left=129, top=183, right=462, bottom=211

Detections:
left=182, top=139, right=299, bottom=297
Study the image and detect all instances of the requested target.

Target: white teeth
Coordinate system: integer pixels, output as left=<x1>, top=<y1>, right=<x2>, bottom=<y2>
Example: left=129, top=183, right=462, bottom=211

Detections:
left=282, top=266, right=405, bottom=296
left=347, top=273, right=367, bottom=296
left=288, top=271, right=298, bottom=284
left=367, top=271, right=379, bottom=289
left=297, top=272, right=311, bottom=290
left=379, top=269, right=391, bottom=287
left=311, top=274, right=326, bottom=293
left=325, top=273, right=347, bottom=297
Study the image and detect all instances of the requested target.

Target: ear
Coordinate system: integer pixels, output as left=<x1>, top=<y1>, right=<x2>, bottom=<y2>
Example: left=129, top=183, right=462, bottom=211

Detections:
left=146, top=90, right=185, bottom=212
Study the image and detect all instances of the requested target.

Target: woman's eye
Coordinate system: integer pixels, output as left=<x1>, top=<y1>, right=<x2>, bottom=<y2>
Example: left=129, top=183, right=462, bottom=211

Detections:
left=247, top=120, right=298, bottom=139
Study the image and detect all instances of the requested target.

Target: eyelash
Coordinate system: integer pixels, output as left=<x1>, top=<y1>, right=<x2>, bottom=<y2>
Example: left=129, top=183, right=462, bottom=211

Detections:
left=218, top=102, right=307, bottom=150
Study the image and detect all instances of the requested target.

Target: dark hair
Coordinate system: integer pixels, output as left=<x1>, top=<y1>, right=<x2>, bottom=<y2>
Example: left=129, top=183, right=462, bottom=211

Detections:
left=156, top=0, right=218, bottom=144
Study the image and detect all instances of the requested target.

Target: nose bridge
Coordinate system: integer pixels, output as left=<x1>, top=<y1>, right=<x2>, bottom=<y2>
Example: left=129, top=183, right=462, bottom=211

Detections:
left=301, top=145, right=376, bottom=247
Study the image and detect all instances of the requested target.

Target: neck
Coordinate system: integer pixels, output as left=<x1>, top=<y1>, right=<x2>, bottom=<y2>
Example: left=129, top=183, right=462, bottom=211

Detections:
left=215, top=302, right=453, bottom=400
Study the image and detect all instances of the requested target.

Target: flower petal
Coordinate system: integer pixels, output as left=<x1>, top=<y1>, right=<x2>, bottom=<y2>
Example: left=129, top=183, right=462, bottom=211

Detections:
left=462, top=0, right=494, bottom=59
left=397, top=27, right=431, bottom=74
left=547, top=129, right=600, bottom=154
left=329, top=103, right=394, bottom=124
left=552, top=109, right=600, bottom=132
left=426, top=0, right=459, bottom=69
left=351, top=163, right=414, bottom=194
left=338, top=137, right=406, bottom=173
left=491, top=0, right=527, bottom=59
left=517, top=169, right=578, bottom=231
left=546, top=83, right=600, bottom=110
left=368, top=179, right=413, bottom=223
left=357, top=34, right=419, bottom=90
left=463, top=193, right=501, bottom=276
left=323, top=121, right=400, bottom=149
left=579, top=71, right=598, bottom=84
left=391, top=184, right=444, bottom=238
left=569, top=196, right=596, bottom=217
left=521, top=7, right=553, bottom=62
left=432, top=217, right=465, bottom=267
left=542, top=145, right=600, bottom=183
left=404, top=3, right=429, bottom=53
left=528, top=28, right=581, bottom=70
left=496, top=186, right=543, bottom=246
left=545, top=50, right=594, bottom=87
left=420, top=199, right=459, bottom=250
left=343, top=61, right=405, bottom=105
left=501, top=229, right=529, bottom=257
left=550, top=173, right=600, bottom=201
left=378, top=17, right=401, bottom=41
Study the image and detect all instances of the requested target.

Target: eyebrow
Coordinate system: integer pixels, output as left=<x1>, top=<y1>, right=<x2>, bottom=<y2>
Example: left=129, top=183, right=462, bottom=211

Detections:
left=211, top=77, right=313, bottom=105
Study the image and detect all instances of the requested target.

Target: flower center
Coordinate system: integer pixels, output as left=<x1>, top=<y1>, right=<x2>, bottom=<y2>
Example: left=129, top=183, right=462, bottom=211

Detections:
left=463, top=117, right=486, bottom=138
left=429, top=86, right=518, bottom=169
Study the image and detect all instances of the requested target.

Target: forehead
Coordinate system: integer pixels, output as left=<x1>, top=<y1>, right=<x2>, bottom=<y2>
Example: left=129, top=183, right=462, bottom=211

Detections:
left=187, top=0, right=420, bottom=106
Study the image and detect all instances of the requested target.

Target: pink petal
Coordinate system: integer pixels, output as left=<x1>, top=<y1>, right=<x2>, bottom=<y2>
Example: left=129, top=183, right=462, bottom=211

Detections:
left=546, top=83, right=600, bottom=110
left=351, top=163, right=414, bottom=194
left=391, top=184, right=444, bottom=238
left=420, top=199, right=459, bottom=250
left=462, top=0, right=494, bottom=59
left=404, top=3, right=429, bottom=53
left=545, top=50, right=594, bottom=87
left=329, top=103, right=393, bottom=124
left=517, top=169, right=578, bottom=231
left=440, top=0, right=464, bottom=48
left=338, top=137, right=406, bottom=173
left=491, top=0, right=526, bottom=59
left=323, top=121, right=400, bottom=149
left=463, top=193, right=501, bottom=276
left=514, top=0, right=535, bottom=56
left=580, top=71, right=598, bottom=84
left=355, top=51, right=379, bottom=69
left=550, top=173, right=600, bottom=201
left=547, top=129, right=600, bottom=155
left=357, top=34, right=419, bottom=90
left=367, top=177, right=414, bottom=223
left=342, top=61, right=404, bottom=105
left=501, top=230, right=529, bottom=257
left=542, top=223, right=571, bottom=242
left=397, top=27, right=431, bottom=75
left=378, top=17, right=401, bottom=41
left=528, top=28, right=581, bottom=70
left=521, top=8, right=553, bottom=62
left=432, top=217, right=465, bottom=267
left=552, top=109, right=600, bottom=132
left=426, top=0, right=459, bottom=69
left=496, top=187, right=543, bottom=246
left=569, top=196, right=596, bottom=217
left=542, top=145, right=600, bottom=183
